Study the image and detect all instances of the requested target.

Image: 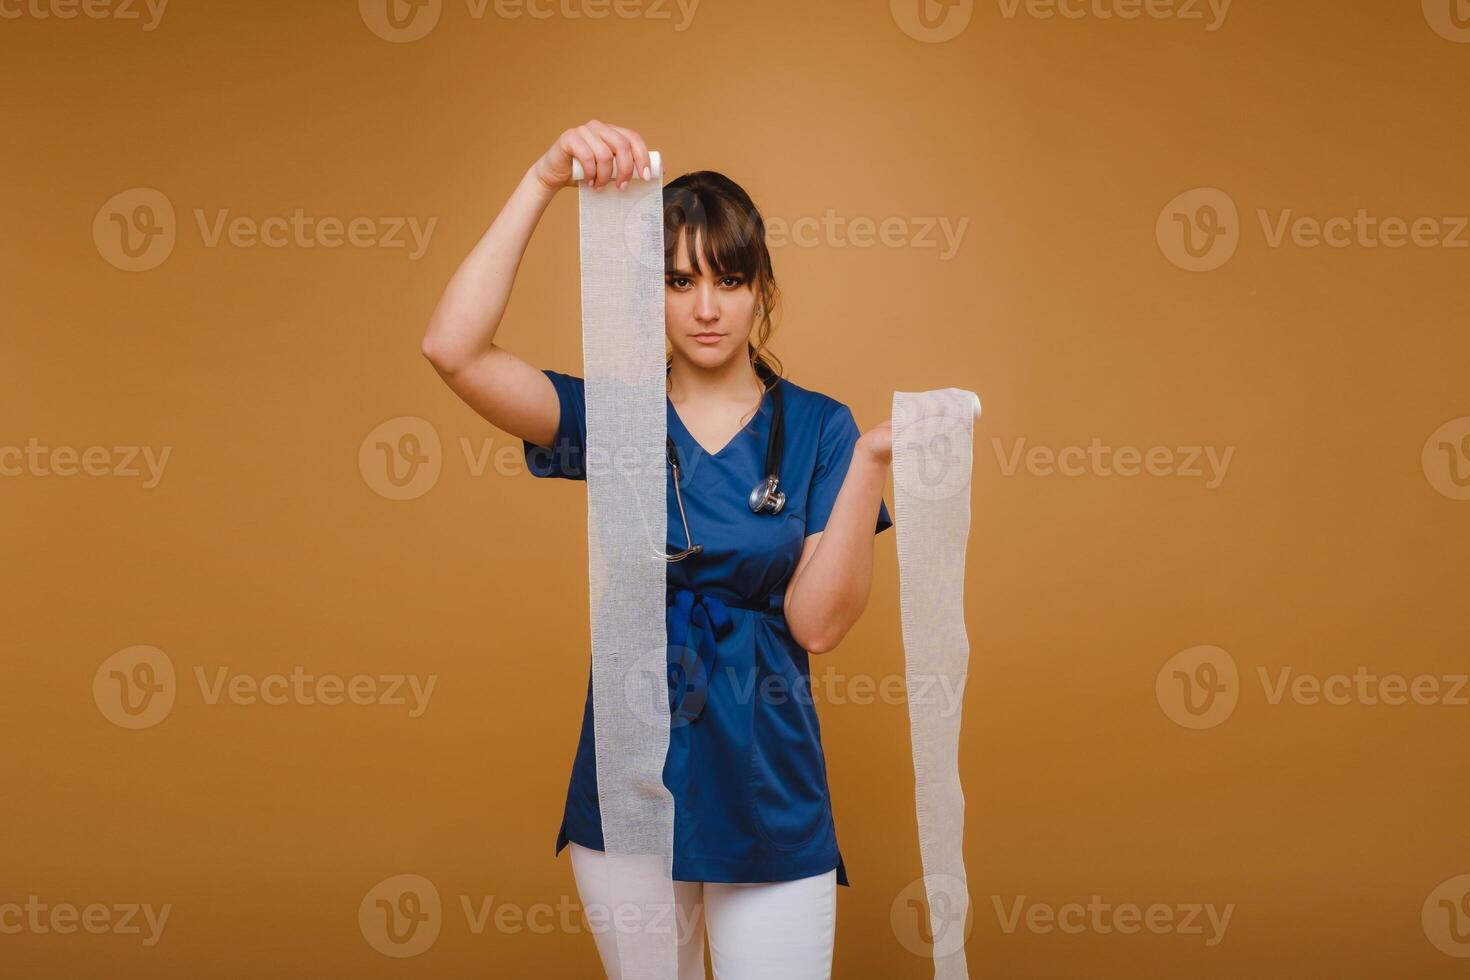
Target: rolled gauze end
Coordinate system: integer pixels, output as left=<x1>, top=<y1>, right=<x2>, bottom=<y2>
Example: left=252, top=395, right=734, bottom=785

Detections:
left=575, top=144, right=678, bottom=978
left=891, top=384, right=981, bottom=980
left=571, top=149, right=662, bottom=184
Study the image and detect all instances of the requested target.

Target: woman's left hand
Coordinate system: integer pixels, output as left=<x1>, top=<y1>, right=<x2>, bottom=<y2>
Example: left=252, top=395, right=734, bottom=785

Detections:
left=858, top=420, right=892, bottom=465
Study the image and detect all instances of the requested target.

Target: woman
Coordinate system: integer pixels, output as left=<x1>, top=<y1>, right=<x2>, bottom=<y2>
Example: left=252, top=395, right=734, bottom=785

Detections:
left=421, top=119, right=894, bottom=979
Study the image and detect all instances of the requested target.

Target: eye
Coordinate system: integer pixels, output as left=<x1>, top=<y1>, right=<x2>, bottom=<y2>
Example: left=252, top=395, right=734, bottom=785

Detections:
left=720, top=275, right=744, bottom=288
left=666, top=276, right=691, bottom=289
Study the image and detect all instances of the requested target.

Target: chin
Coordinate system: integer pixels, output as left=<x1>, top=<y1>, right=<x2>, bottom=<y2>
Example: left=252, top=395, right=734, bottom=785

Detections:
left=681, top=344, right=730, bottom=368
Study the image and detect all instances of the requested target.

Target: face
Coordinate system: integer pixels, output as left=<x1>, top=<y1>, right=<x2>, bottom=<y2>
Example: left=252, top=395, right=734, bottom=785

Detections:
left=665, top=227, right=758, bottom=371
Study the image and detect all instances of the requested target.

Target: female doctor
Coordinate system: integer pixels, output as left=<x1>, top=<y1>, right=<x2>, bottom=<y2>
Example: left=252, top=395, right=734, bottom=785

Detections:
left=421, top=119, right=894, bottom=979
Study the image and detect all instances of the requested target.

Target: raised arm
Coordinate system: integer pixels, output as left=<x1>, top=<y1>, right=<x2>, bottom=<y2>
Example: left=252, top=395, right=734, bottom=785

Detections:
left=784, top=419, right=894, bottom=655
left=420, top=120, right=653, bottom=450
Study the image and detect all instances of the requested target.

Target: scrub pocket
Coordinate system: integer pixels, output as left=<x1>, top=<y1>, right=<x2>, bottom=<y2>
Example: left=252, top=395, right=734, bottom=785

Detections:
left=747, top=644, right=831, bottom=850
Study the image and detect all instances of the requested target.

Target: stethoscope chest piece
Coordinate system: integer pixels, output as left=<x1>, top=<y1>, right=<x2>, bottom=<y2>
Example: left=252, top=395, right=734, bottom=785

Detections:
left=748, top=475, right=785, bottom=514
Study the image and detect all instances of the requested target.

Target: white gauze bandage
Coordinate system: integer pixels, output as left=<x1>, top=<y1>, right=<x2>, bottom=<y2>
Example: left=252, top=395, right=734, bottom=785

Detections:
left=572, top=151, right=980, bottom=979
left=576, top=152, right=678, bottom=979
left=892, top=388, right=982, bottom=979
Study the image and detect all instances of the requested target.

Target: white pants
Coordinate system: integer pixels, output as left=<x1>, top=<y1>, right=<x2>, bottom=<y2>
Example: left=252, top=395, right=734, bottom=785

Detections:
left=568, top=842, right=836, bottom=979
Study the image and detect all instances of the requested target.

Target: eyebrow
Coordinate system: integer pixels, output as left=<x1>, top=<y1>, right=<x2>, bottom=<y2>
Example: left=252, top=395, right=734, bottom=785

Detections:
left=667, top=267, right=742, bottom=279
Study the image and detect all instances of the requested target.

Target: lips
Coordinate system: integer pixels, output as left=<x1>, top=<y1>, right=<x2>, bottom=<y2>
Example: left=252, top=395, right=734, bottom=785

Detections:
left=692, top=333, right=723, bottom=343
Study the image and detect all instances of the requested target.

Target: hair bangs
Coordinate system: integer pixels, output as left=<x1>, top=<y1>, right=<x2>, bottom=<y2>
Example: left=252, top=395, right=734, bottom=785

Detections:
left=663, top=178, right=764, bottom=280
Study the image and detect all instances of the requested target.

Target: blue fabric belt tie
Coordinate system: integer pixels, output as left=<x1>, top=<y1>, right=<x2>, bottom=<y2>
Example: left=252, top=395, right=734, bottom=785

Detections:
left=667, top=588, right=782, bottom=724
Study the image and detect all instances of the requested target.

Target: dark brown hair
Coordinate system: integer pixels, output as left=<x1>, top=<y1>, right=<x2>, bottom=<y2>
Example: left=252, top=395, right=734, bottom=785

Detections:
left=662, top=171, right=783, bottom=393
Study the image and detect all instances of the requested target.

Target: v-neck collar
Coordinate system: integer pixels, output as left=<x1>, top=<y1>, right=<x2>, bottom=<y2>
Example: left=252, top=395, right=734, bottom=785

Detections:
left=667, top=384, right=774, bottom=461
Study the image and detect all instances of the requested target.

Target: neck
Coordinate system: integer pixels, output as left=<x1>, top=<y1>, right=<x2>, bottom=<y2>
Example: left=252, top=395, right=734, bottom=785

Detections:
left=667, top=350, right=763, bottom=407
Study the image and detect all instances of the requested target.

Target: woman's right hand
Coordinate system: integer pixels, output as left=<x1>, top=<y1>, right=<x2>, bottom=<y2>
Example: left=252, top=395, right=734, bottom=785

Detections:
left=532, top=120, right=654, bottom=194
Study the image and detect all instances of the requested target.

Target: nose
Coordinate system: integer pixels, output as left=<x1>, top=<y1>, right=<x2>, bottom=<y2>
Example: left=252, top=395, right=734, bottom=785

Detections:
left=694, top=283, right=720, bottom=325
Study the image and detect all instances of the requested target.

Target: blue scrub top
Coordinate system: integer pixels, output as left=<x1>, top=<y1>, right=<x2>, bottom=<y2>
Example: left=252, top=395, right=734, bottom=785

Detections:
left=523, top=368, right=893, bottom=888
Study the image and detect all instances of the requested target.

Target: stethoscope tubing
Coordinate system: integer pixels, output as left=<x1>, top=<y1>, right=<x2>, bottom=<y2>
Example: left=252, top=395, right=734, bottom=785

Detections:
left=664, top=367, right=785, bottom=561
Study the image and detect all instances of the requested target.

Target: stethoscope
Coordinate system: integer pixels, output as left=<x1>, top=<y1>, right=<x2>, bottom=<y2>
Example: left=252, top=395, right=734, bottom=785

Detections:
left=663, top=365, right=785, bottom=562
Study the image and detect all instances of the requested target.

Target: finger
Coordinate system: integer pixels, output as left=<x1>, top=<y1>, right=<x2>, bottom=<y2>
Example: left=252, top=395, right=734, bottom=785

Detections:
left=610, top=125, right=652, bottom=182
left=578, top=125, right=615, bottom=189
left=563, top=131, right=598, bottom=186
left=580, top=122, right=615, bottom=189
left=589, top=120, right=636, bottom=189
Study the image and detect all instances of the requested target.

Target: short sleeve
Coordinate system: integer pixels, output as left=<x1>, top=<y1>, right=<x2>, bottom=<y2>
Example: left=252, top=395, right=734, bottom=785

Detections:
left=522, top=369, right=587, bottom=480
left=805, top=402, right=894, bottom=537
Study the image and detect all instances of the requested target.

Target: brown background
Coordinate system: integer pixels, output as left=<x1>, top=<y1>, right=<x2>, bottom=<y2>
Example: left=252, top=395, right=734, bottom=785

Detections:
left=4, top=0, right=1468, bottom=976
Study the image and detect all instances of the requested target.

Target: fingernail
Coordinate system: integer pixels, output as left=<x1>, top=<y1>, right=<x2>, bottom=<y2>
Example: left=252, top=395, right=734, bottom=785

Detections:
left=643, top=166, right=652, bottom=181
